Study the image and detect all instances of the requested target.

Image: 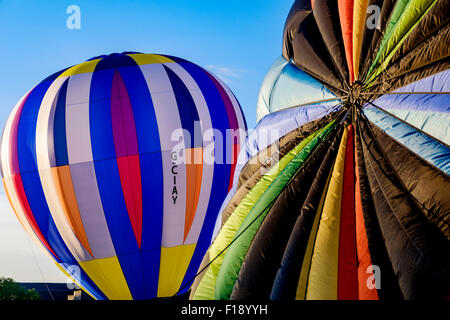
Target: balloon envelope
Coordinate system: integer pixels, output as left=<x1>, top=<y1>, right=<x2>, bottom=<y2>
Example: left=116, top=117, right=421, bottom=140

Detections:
left=0, top=52, right=247, bottom=300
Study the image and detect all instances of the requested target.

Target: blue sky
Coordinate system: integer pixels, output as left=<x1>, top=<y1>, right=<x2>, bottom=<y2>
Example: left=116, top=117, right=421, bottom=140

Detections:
left=0, top=1, right=292, bottom=282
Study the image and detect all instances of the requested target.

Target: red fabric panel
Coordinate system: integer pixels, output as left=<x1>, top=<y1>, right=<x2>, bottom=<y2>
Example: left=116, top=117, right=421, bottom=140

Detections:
left=354, top=130, right=379, bottom=300
left=338, top=124, right=358, bottom=299
left=12, top=174, right=60, bottom=260
left=228, top=144, right=240, bottom=192
left=117, top=155, right=143, bottom=247
left=338, top=0, right=354, bottom=84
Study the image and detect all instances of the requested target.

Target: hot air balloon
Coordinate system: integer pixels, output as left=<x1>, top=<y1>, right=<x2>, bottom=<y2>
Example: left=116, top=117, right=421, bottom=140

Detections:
left=0, top=52, right=247, bottom=300
left=191, top=0, right=450, bottom=300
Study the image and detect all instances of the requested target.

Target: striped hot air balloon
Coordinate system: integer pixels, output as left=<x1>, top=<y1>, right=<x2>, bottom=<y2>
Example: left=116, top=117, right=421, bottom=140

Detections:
left=192, top=0, right=449, bottom=300
left=0, top=52, right=247, bottom=300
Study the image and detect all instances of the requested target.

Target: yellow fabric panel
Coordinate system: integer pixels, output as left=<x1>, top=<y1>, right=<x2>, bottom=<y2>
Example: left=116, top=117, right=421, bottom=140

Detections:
left=57, top=59, right=101, bottom=78
left=158, top=244, right=196, bottom=297
left=296, top=164, right=334, bottom=300
left=193, top=133, right=319, bottom=300
left=79, top=257, right=133, bottom=300
left=353, top=0, right=369, bottom=81
left=128, top=53, right=175, bottom=65
left=306, top=127, right=348, bottom=300
left=54, top=263, right=97, bottom=300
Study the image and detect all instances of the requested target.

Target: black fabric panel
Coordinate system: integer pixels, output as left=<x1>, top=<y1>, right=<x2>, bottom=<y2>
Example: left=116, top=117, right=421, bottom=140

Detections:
left=368, top=56, right=450, bottom=99
left=313, top=0, right=349, bottom=87
left=266, top=128, right=342, bottom=300
left=282, top=0, right=312, bottom=60
left=354, top=123, right=404, bottom=300
left=358, top=115, right=450, bottom=300
left=268, top=131, right=341, bottom=300
left=368, top=122, right=450, bottom=240
left=368, top=24, right=450, bottom=96
left=358, top=0, right=385, bottom=81
left=389, top=0, right=449, bottom=67
left=230, top=125, right=343, bottom=300
left=221, top=111, right=340, bottom=226
left=291, top=12, right=345, bottom=92
left=360, top=0, right=396, bottom=77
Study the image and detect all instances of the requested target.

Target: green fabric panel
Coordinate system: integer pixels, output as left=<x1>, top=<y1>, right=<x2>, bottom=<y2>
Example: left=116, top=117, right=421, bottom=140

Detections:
left=214, top=121, right=336, bottom=300
left=192, top=126, right=322, bottom=300
left=366, top=0, right=437, bottom=84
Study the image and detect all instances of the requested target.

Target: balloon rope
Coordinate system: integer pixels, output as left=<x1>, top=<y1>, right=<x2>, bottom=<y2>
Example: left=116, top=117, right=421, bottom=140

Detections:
left=360, top=96, right=450, bottom=149
left=22, top=233, right=55, bottom=301
left=173, top=106, right=348, bottom=298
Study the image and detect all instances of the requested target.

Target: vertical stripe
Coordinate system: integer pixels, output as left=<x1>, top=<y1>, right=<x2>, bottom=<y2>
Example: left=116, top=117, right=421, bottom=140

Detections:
left=89, top=57, right=140, bottom=277
left=295, top=165, right=334, bottom=300
left=50, top=166, right=93, bottom=257
left=306, top=126, right=348, bottom=300
left=337, top=125, right=358, bottom=299
left=52, top=79, right=69, bottom=167
left=35, top=76, right=93, bottom=262
left=17, top=72, right=84, bottom=265
left=176, top=61, right=232, bottom=294
left=117, top=61, right=164, bottom=298
left=354, top=131, right=379, bottom=300
left=352, top=0, right=368, bottom=81
left=139, top=63, right=187, bottom=247
left=65, top=71, right=116, bottom=259
left=163, top=65, right=203, bottom=242
left=111, top=70, right=143, bottom=247
left=206, top=74, right=241, bottom=191
left=338, top=0, right=355, bottom=84
left=162, top=62, right=214, bottom=246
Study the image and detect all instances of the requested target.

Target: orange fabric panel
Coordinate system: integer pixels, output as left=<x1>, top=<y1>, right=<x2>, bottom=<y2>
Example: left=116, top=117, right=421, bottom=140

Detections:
left=338, top=0, right=355, bottom=84
left=354, top=133, right=379, bottom=300
left=184, top=147, right=203, bottom=242
left=51, top=166, right=93, bottom=257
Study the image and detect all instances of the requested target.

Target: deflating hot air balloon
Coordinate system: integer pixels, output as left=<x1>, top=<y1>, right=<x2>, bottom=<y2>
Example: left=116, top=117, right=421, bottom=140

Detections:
left=0, top=52, right=247, bottom=300
left=192, top=0, right=450, bottom=300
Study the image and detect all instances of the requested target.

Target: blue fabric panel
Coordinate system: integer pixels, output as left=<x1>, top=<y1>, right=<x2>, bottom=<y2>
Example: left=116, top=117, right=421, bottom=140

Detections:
left=117, top=62, right=164, bottom=298
left=117, top=65, right=162, bottom=154
left=163, top=65, right=201, bottom=149
left=269, top=61, right=337, bottom=114
left=89, top=68, right=116, bottom=161
left=92, top=158, right=139, bottom=255
left=53, top=79, right=69, bottom=167
left=139, top=152, right=164, bottom=298
left=177, top=61, right=232, bottom=294
left=363, top=106, right=450, bottom=175
left=393, top=69, right=450, bottom=93
left=256, top=56, right=289, bottom=121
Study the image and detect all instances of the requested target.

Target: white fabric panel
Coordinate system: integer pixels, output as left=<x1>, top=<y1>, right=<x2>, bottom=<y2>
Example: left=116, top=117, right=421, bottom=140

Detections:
left=66, top=73, right=95, bottom=164
left=35, top=76, right=92, bottom=262
left=70, top=161, right=116, bottom=259
left=140, top=63, right=187, bottom=247
left=164, top=63, right=215, bottom=245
